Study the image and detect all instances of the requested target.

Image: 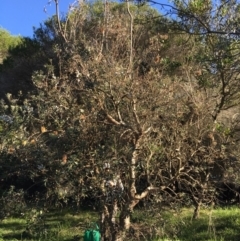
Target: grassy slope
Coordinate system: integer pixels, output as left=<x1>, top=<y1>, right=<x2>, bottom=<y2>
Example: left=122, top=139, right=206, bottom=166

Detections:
left=0, top=206, right=240, bottom=241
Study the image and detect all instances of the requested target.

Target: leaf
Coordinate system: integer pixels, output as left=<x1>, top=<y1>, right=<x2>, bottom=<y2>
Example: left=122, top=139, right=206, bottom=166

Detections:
left=80, top=114, right=86, bottom=120
left=41, top=126, right=47, bottom=133
left=22, top=140, right=27, bottom=146
left=62, top=154, right=67, bottom=165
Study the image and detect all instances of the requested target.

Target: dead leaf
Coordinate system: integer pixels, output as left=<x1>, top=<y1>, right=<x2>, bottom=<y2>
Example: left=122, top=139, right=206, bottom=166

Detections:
left=41, top=126, right=47, bottom=133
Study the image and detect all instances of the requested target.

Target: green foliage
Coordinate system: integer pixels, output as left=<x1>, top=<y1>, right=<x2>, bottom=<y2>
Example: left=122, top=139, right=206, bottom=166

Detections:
left=0, top=186, right=27, bottom=219
left=0, top=36, right=42, bottom=71
left=0, top=28, right=22, bottom=63
left=23, top=209, right=48, bottom=239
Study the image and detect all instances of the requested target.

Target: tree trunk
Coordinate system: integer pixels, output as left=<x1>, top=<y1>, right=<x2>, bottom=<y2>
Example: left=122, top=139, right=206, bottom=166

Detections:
left=100, top=200, right=119, bottom=241
left=193, top=201, right=201, bottom=220
left=100, top=196, right=140, bottom=241
left=99, top=120, right=151, bottom=240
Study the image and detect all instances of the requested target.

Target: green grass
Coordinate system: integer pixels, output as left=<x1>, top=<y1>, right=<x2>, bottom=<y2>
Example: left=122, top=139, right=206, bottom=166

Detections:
left=1, top=206, right=240, bottom=240
left=130, top=206, right=240, bottom=241
left=0, top=208, right=98, bottom=241
left=154, top=206, right=240, bottom=241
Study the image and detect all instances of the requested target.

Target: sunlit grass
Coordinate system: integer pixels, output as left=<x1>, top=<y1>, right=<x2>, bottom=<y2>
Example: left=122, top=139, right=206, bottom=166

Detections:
left=0, top=208, right=98, bottom=241
left=0, top=206, right=240, bottom=240
left=131, top=206, right=240, bottom=241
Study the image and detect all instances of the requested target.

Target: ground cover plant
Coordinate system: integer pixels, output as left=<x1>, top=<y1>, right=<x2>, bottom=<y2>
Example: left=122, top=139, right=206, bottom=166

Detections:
left=1, top=206, right=240, bottom=241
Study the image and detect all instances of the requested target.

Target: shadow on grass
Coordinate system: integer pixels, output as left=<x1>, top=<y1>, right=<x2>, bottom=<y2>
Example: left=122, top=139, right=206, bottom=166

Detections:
left=0, top=209, right=95, bottom=241
left=2, top=233, right=23, bottom=240
left=0, top=221, right=25, bottom=230
left=1, top=228, right=83, bottom=241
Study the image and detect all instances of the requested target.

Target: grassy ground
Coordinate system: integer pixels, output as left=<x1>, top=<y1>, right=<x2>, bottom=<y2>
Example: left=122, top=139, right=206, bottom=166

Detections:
left=0, top=206, right=240, bottom=240
left=0, top=208, right=98, bottom=241
left=154, top=206, right=240, bottom=241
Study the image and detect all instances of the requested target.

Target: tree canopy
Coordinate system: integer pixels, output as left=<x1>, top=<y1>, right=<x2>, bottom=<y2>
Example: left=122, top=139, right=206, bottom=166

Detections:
left=0, top=28, right=22, bottom=63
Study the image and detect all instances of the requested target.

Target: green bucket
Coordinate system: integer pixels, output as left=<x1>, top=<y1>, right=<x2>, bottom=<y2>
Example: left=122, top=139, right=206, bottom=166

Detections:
left=83, top=223, right=101, bottom=241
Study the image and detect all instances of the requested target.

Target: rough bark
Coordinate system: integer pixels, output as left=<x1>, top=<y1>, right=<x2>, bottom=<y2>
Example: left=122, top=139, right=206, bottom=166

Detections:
left=193, top=201, right=201, bottom=220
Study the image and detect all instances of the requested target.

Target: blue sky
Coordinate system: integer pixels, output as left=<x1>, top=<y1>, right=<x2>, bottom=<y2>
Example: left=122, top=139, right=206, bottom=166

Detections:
left=0, top=0, right=73, bottom=37
left=0, top=0, right=171, bottom=38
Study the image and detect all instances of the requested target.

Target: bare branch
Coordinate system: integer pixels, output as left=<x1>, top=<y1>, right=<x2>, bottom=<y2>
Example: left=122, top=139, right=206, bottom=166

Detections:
left=134, top=186, right=164, bottom=200
left=126, top=0, right=134, bottom=76
left=54, top=0, right=68, bottom=42
left=132, top=98, right=142, bottom=133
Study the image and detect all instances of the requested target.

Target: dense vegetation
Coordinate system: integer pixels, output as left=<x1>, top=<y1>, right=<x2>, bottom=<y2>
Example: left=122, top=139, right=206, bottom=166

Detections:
left=1, top=0, right=240, bottom=240
left=0, top=28, right=22, bottom=64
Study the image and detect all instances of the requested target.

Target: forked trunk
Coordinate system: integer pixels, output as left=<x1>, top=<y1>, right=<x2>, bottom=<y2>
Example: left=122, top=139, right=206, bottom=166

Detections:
left=100, top=200, right=119, bottom=241
left=114, top=205, right=132, bottom=240
left=100, top=199, right=139, bottom=241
